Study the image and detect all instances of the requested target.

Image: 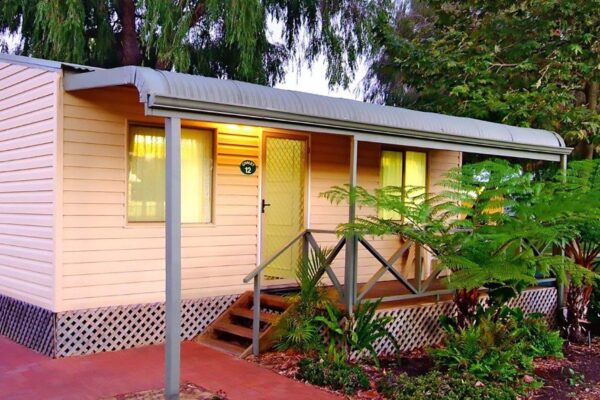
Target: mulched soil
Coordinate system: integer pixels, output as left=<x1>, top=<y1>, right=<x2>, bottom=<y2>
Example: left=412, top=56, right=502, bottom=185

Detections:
left=103, top=382, right=228, bottom=400
left=533, top=338, right=600, bottom=400
left=251, top=339, right=600, bottom=400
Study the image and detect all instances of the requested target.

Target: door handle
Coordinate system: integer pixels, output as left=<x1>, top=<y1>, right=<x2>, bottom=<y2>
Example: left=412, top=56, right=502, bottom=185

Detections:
left=261, top=199, right=271, bottom=213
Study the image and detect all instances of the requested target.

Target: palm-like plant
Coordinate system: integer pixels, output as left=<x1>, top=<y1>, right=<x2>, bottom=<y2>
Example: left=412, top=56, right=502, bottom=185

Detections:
left=323, top=160, right=577, bottom=328
left=533, top=159, right=600, bottom=342
left=274, top=247, right=331, bottom=351
left=316, top=298, right=396, bottom=367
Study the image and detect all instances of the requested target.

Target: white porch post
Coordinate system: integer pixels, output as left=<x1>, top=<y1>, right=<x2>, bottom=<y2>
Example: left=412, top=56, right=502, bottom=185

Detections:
left=344, top=136, right=358, bottom=312
left=165, top=117, right=182, bottom=400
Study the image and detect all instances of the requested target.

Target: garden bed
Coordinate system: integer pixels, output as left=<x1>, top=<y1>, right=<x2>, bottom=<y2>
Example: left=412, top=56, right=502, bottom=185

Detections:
left=251, top=339, right=600, bottom=400
left=534, top=338, right=600, bottom=400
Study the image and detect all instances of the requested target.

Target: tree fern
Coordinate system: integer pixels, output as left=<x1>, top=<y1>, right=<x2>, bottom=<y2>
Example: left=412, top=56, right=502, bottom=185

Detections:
left=322, top=160, right=590, bottom=327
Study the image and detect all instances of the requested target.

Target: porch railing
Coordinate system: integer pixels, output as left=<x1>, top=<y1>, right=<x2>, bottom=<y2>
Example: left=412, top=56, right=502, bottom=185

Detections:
left=242, top=229, right=455, bottom=355
left=243, top=229, right=559, bottom=355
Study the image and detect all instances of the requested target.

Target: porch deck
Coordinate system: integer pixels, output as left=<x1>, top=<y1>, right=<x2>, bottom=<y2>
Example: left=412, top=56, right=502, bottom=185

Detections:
left=353, top=279, right=451, bottom=309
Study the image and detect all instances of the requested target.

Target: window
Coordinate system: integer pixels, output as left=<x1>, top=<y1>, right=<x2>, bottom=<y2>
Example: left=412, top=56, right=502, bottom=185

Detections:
left=379, top=150, right=427, bottom=219
left=128, top=125, right=213, bottom=223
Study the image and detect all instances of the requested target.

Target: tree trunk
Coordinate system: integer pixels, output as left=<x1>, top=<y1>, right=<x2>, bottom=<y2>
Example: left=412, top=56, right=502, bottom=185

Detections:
left=566, top=283, right=593, bottom=343
left=454, top=288, right=480, bottom=329
left=576, top=142, right=595, bottom=160
left=116, top=0, right=142, bottom=66
left=578, top=81, right=599, bottom=160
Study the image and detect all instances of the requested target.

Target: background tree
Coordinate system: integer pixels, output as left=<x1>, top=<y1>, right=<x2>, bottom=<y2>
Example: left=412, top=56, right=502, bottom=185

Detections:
left=0, top=0, right=393, bottom=86
left=365, top=0, right=600, bottom=158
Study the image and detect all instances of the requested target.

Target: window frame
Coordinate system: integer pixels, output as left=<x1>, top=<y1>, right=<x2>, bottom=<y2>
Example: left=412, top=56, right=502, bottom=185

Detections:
left=378, top=146, right=429, bottom=219
left=125, top=121, right=217, bottom=226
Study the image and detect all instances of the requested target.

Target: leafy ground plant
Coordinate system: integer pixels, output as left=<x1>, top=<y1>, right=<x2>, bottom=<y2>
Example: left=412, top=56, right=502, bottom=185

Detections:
left=431, top=306, right=564, bottom=383
left=296, top=358, right=370, bottom=395
left=377, top=370, right=535, bottom=400
left=274, top=247, right=331, bottom=352
left=511, top=309, right=564, bottom=358
left=316, top=298, right=397, bottom=367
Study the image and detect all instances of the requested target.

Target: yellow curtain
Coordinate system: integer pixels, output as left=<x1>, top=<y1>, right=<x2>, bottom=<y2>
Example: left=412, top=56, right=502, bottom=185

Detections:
left=181, top=128, right=212, bottom=223
left=128, top=126, right=213, bottom=223
left=405, top=151, right=427, bottom=201
left=379, top=150, right=403, bottom=219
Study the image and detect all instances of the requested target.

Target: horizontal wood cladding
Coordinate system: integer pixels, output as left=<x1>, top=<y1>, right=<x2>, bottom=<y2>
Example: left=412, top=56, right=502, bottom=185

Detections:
left=0, top=62, right=58, bottom=310
left=310, top=134, right=461, bottom=283
left=59, top=86, right=461, bottom=311
left=60, top=87, right=261, bottom=310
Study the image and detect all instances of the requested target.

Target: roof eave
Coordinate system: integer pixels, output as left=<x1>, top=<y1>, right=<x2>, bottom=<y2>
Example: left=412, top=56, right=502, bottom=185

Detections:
left=148, top=94, right=572, bottom=157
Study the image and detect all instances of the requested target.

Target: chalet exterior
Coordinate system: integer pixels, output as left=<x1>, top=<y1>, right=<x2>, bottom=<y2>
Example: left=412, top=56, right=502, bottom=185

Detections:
left=0, top=54, right=569, bottom=358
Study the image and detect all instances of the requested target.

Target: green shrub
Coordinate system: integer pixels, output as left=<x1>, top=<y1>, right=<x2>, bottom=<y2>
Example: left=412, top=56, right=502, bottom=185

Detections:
left=316, top=298, right=397, bottom=367
left=297, top=358, right=370, bottom=395
left=514, top=311, right=564, bottom=358
left=431, top=306, right=563, bottom=383
left=431, top=318, right=533, bottom=382
left=297, top=358, right=327, bottom=386
left=275, top=248, right=331, bottom=352
left=377, top=371, right=533, bottom=400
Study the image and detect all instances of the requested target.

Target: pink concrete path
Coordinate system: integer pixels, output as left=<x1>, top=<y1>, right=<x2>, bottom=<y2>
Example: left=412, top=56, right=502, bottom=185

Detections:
left=0, top=336, right=339, bottom=400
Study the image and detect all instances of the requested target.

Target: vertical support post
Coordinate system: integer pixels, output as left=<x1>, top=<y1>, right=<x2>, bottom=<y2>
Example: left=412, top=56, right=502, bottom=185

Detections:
left=416, top=244, right=422, bottom=293
left=252, top=274, right=262, bottom=356
left=165, top=117, right=181, bottom=400
left=558, top=154, right=568, bottom=309
left=344, top=136, right=358, bottom=313
left=302, top=231, right=309, bottom=261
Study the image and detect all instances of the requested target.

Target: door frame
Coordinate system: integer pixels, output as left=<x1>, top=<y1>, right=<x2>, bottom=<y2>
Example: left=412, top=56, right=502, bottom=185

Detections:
left=259, top=130, right=311, bottom=284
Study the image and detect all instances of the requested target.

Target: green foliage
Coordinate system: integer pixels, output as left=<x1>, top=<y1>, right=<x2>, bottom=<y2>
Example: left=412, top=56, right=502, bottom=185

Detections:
left=431, top=307, right=563, bottom=383
left=561, top=366, right=585, bottom=387
left=323, top=160, right=576, bottom=323
left=275, top=247, right=330, bottom=352
left=1, top=0, right=394, bottom=87
left=377, top=370, right=534, bottom=400
left=589, top=281, right=600, bottom=334
left=512, top=310, right=565, bottom=358
left=530, top=159, right=600, bottom=342
left=316, top=298, right=396, bottom=367
left=297, top=358, right=370, bottom=395
left=431, top=319, right=534, bottom=382
left=366, top=0, right=600, bottom=156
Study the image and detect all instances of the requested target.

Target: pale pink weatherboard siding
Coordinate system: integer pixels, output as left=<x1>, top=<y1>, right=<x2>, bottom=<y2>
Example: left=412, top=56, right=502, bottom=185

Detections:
left=60, top=87, right=261, bottom=311
left=0, top=62, right=59, bottom=310
left=56, top=84, right=463, bottom=312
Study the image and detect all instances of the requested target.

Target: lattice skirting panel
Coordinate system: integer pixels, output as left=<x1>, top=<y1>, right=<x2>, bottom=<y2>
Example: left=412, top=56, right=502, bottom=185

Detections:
left=0, top=294, right=238, bottom=358
left=369, top=286, right=558, bottom=358
left=0, top=294, right=55, bottom=356
left=55, top=295, right=239, bottom=357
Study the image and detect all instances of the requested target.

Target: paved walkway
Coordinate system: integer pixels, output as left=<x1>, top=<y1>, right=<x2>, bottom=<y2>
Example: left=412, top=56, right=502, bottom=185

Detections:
left=0, top=336, right=339, bottom=400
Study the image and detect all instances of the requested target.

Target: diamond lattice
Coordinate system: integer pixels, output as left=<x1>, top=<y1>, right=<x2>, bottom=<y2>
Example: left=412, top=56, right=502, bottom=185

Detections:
left=263, top=137, right=307, bottom=279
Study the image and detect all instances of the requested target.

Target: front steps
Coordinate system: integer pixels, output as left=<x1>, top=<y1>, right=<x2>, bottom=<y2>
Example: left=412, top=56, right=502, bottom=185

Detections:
left=195, top=291, right=293, bottom=357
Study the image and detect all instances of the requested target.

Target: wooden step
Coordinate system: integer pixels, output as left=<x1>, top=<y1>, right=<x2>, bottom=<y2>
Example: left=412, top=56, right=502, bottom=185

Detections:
left=197, top=336, right=246, bottom=356
left=213, top=321, right=253, bottom=340
left=229, top=307, right=278, bottom=324
left=195, top=291, right=297, bottom=358
left=259, top=293, right=290, bottom=310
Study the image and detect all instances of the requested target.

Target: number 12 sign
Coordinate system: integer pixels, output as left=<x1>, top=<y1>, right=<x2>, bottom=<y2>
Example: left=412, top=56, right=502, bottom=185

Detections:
left=240, top=160, right=257, bottom=175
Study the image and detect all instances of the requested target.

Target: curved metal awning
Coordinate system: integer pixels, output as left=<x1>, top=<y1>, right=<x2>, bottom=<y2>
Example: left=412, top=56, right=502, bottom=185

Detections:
left=63, top=65, right=571, bottom=161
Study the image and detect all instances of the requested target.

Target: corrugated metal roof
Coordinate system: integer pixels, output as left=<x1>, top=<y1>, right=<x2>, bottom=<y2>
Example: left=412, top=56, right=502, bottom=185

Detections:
left=60, top=63, right=569, bottom=155
left=0, top=53, right=97, bottom=72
